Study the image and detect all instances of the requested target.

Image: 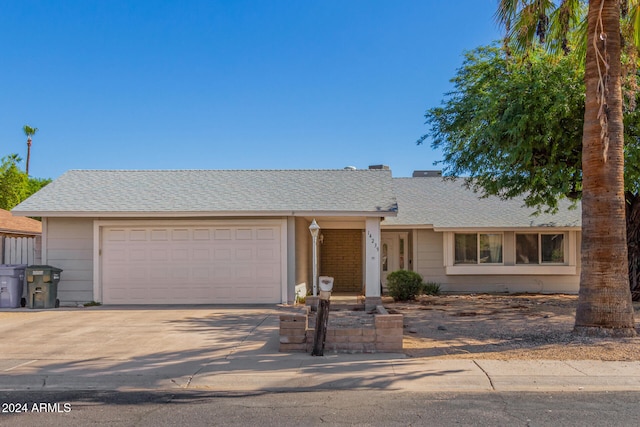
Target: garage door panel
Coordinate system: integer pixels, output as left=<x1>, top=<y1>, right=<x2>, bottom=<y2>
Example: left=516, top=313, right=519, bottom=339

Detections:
left=193, top=249, right=210, bottom=261
left=212, top=266, right=231, bottom=280
left=102, top=223, right=282, bottom=304
left=194, top=229, right=211, bottom=240
left=172, top=249, right=189, bottom=261
left=235, top=248, right=253, bottom=260
left=214, top=229, right=231, bottom=240
left=257, top=248, right=276, bottom=260
left=214, top=248, right=231, bottom=260
left=106, top=248, right=128, bottom=262
left=236, top=267, right=253, bottom=280
left=130, top=249, right=147, bottom=261
left=172, top=229, right=190, bottom=240
left=256, top=228, right=276, bottom=240
left=256, top=264, right=278, bottom=280
left=193, top=267, right=211, bottom=281
left=151, top=229, right=168, bottom=240
left=235, top=229, right=253, bottom=240
left=150, top=249, right=168, bottom=261
left=130, top=230, right=147, bottom=240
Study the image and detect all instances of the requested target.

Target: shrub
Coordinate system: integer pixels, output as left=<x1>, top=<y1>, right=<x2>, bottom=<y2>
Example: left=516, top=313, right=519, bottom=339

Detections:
left=386, top=270, right=425, bottom=301
left=83, top=301, right=102, bottom=307
left=423, top=281, right=441, bottom=296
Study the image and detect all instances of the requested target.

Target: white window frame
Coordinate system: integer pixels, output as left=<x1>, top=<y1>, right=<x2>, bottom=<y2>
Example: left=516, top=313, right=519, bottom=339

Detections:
left=443, top=230, right=577, bottom=276
left=453, top=232, right=504, bottom=266
left=515, top=232, right=567, bottom=265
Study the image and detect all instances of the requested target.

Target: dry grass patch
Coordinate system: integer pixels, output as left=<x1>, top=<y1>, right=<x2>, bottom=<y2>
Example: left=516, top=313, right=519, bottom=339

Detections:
left=385, top=294, right=640, bottom=360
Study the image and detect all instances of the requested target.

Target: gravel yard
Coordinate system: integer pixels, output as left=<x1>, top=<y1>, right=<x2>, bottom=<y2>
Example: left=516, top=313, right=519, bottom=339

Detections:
left=385, top=294, right=640, bottom=360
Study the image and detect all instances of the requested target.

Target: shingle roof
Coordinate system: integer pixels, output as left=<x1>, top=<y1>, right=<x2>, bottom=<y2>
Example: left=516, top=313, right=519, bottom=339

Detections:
left=382, top=177, right=581, bottom=229
left=0, top=209, right=42, bottom=235
left=11, top=169, right=398, bottom=217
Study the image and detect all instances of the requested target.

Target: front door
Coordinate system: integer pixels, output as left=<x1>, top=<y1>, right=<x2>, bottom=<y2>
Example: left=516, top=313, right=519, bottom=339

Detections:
left=380, top=232, right=408, bottom=294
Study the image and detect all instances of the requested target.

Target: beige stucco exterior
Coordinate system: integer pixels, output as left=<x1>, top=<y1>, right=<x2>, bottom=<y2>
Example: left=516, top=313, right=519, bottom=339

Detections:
left=43, top=217, right=94, bottom=303
left=410, top=228, right=581, bottom=294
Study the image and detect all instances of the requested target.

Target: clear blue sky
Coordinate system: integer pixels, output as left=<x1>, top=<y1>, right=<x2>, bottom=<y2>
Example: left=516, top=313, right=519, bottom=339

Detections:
left=1, top=0, right=502, bottom=180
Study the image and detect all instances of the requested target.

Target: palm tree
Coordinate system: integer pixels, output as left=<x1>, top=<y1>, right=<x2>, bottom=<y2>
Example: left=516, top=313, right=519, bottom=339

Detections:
left=22, top=124, right=38, bottom=176
left=496, top=0, right=636, bottom=336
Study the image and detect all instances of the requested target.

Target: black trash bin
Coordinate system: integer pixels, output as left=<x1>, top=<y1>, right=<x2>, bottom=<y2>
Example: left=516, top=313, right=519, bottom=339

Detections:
left=26, top=265, right=62, bottom=309
left=0, top=264, right=27, bottom=308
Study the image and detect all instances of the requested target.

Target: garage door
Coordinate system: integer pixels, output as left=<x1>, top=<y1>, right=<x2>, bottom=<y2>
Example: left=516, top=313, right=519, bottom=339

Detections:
left=101, top=222, right=283, bottom=304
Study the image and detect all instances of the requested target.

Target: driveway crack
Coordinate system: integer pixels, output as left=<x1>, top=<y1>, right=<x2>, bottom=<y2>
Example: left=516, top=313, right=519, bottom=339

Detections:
left=473, top=360, right=496, bottom=391
left=185, top=314, right=274, bottom=388
left=225, top=314, right=272, bottom=359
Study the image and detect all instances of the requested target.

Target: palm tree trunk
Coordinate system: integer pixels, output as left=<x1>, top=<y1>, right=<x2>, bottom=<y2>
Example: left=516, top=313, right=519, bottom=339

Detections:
left=26, top=139, right=31, bottom=176
left=574, top=0, right=636, bottom=336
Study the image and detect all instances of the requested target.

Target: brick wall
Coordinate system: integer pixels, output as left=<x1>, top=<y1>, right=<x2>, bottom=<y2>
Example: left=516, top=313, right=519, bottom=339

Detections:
left=320, top=229, right=363, bottom=292
left=279, top=306, right=404, bottom=354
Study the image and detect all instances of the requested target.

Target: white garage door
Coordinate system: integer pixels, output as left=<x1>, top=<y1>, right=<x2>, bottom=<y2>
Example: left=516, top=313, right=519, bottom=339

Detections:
left=101, top=222, right=283, bottom=304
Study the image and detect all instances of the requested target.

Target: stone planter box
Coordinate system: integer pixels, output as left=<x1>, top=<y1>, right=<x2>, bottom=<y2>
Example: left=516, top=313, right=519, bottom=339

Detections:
left=279, top=305, right=403, bottom=354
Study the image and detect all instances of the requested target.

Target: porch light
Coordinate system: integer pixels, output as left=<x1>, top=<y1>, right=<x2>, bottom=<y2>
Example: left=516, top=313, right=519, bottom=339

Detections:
left=309, top=219, right=320, bottom=296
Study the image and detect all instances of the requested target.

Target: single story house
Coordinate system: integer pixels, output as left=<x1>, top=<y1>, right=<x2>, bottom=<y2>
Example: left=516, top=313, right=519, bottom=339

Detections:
left=12, top=169, right=397, bottom=307
left=11, top=167, right=581, bottom=306
left=0, top=208, right=42, bottom=238
left=0, top=208, right=42, bottom=264
left=381, top=174, right=581, bottom=294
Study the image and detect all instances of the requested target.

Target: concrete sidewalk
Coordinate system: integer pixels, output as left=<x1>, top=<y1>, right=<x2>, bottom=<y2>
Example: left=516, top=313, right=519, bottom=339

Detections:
left=0, top=307, right=639, bottom=393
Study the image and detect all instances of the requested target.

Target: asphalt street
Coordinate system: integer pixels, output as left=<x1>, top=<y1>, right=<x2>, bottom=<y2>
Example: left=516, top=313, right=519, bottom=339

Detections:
left=1, top=390, right=640, bottom=426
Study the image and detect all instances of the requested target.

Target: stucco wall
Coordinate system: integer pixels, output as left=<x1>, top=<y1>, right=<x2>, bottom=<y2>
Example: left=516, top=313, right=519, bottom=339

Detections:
left=45, top=217, right=94, bottom=304
left=415, top=229, right=581, bottom=294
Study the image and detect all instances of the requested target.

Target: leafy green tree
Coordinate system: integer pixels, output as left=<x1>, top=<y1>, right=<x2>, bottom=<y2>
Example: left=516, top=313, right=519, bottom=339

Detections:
left=26, top=176, right=51, bottom=197
left=420, top=46, right=586, bottom=211
left=421, top=41, right=639, bottom=334
left=0, top=154, right=50, bottom=210
left=0, top=155, right=29, bottom=210
left=491, top=0, right=636, bottom=336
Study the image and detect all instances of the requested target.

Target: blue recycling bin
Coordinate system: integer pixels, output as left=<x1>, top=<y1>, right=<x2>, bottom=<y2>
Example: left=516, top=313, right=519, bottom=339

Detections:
left=0, top=264, right=27, bottom=308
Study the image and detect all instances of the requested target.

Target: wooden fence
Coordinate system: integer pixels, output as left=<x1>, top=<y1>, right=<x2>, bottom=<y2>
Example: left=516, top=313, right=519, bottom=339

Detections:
left=1, top=236, right=41, bottom=265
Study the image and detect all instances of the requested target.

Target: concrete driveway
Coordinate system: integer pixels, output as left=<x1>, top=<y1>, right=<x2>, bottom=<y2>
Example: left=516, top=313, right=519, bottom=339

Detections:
left=0, top=306, right=282, bottom=389
left=1, top=306, right=639, bottom=393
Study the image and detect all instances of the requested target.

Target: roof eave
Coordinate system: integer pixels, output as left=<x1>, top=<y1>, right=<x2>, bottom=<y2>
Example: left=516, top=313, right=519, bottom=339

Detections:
left=11, top=209, right=398, bottom=218
left=381, top=223, right=435, bottom=229
left=0, top=228, right=41, bottom=236
left=433, top=225, right=582, bottom=231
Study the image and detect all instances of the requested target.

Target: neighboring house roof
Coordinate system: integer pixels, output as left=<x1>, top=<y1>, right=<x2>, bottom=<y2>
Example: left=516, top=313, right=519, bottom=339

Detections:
left=382, top=177, right=581, bottom=229
left=0, top=208, right=42, bottom=235
left=11, top=169, right=398, bottom=218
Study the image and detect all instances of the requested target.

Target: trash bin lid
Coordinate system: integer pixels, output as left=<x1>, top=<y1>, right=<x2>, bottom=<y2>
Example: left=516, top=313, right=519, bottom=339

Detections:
left=0, top=264, right=28, bottom=274
left=26, top=265, right=63, bottom=273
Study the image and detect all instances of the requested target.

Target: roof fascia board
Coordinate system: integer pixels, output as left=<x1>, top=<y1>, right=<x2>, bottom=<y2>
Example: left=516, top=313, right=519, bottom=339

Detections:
left=12, top=210, right=397, bottom=218
left=381, top=224, right=435, bottom=230
left=0, top=229, right=41, bottom=236
left=433, top=226, right=581, bottom=232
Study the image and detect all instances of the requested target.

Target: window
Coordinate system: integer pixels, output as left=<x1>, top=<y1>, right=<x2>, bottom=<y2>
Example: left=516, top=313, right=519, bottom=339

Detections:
left=542, top=234, right=564, bottom=263
left=382, top=243, right=388, bottom=272
left=455, top=234, right=477, bottom=264
left=455, top=233, right=503, bottom=265
left=516, top=233, right=565, bottom=264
